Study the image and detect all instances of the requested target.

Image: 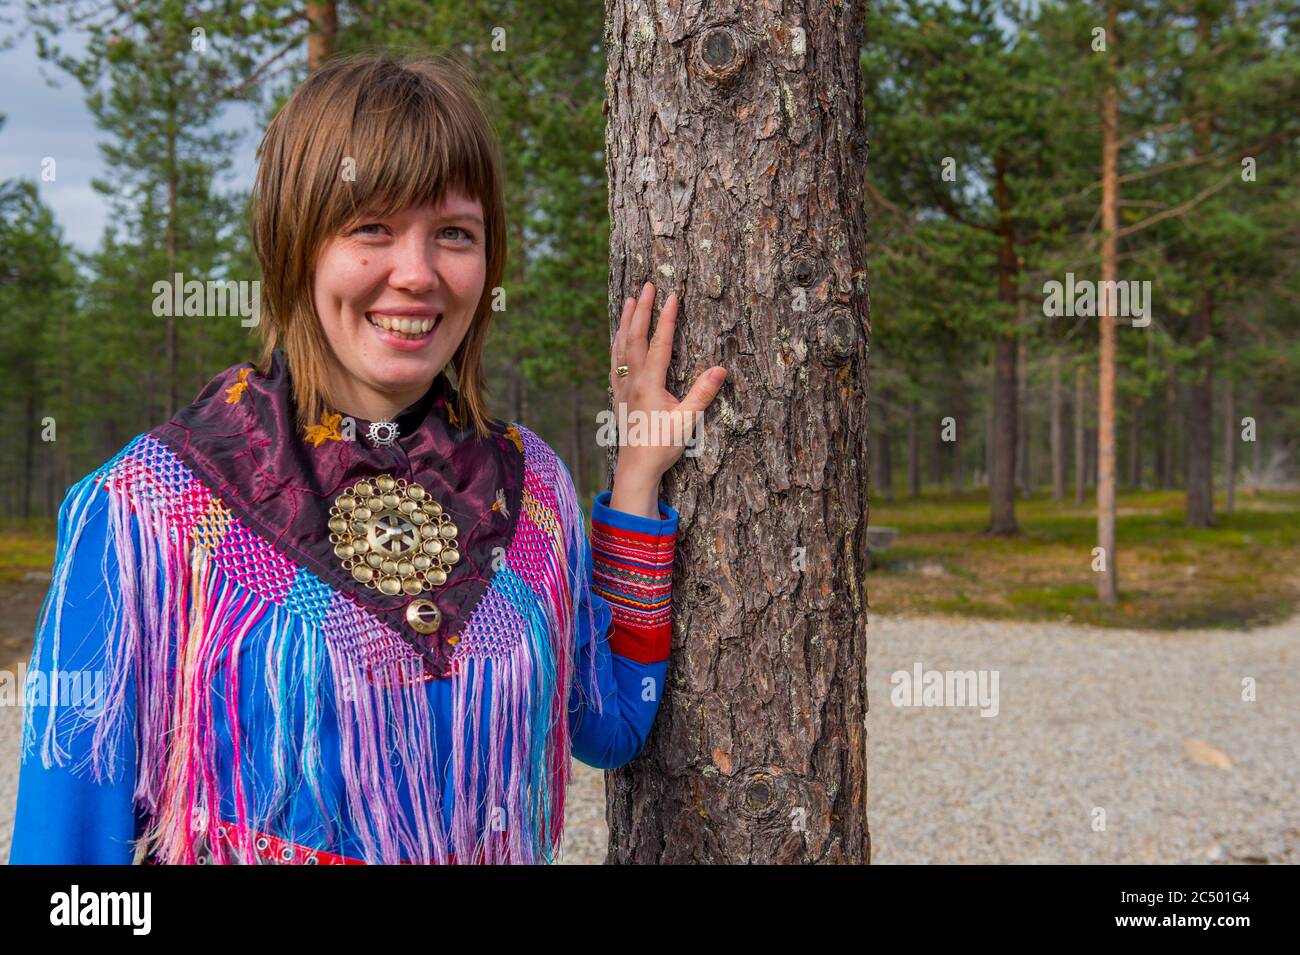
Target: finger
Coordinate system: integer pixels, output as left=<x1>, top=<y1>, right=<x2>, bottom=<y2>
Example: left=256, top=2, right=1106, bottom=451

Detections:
left=647, top=292, right=677, bottom=374
left=627, top=281, right=655, bottom=369
left=678, top=366, right=727, bottom=414
left=612, top=297, right=635, bottom=369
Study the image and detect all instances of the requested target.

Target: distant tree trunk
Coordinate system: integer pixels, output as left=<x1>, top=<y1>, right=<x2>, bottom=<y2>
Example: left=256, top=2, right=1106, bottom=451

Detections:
left=603, top=0, right=870, bottom=863
left=1074, top=363, right=1087, bottom=505
left=193, top=328, right=206, bottom=401
left=59, top=311, right=72, bottom=496
left=877, top=389, right=894, bottom=501
left=1017, top=333, right=1031, bottom=496
left=908, top=397, right=920, bottom=496
left=1088, top=426, right=1097, bottom=488
left=22, top=389, right=35, bottom=519
left=1127, top=401, right=1142, bottom=488
left=989, top=152, right=1019, bottom=534
left=1223, top=365, right=1235, bottom=514
left=949, top=379, right=964, bottom=492
left=513, top=373, right=528, bottom=423
left=1153, top=428, right=1165, bottom=489
left=1250, top=387, right=1262, bottom=496
left=929, top=416, right=944, bottom=486
left=1185, top=291, right=1215, bottom=526
left=305, top=1, right=337, bottom=71
left=570, top=381, right=586, bottom=501
left=1185, top=12, right=1215, bottom=528
left=1051, top=352, right=1065, bottom=501
left=165, top=125, right=178, bottom=420
left=1097, top=4, right=1119, bottom=604
left=1162, top=370, right=1177, bottom=488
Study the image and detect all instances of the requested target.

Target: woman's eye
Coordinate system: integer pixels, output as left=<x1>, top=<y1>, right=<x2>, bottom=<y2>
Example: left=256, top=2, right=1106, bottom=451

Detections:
left=443, top=226, right=475, bottom=242
left=351, top=223, right=387, bottom=236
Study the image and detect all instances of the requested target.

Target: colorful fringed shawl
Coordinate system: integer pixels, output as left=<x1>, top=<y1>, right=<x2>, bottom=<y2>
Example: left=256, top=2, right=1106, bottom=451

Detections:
left=24, top=349, right=603, bottom=864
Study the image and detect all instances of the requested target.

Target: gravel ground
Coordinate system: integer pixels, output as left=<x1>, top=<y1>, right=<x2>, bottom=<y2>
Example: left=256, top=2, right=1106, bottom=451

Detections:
left=4, top=611, right=1296, bottom=864
left=0, top=696, right=18, bottom=865
left=866, top=613, right=1299, bottom=864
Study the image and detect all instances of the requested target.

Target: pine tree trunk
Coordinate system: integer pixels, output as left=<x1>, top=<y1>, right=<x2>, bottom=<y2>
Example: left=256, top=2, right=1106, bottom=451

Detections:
left=877, top=388, right=894, bottom=502
left=929, top=415, right=944, bottom=486
left=949, top=377, right=964, bottom=492
left=570, top=380, right=585, bottom=502
left=908, top=397, right=920, bottom=496
left=513, top=373, right=527, bottom=423
left=1127, top=401, right=1142, bottom=488
left=166, top=126, right=178, bottom=420
left=1223, top=365, right=1235, bottom=514
left=1074, top=363, right=1087, bottom=505
left=1051, top=352, right=1065, bottom=501
left=1185, top=13, right=1215, bottom=528
left=22, top=389, right=35, bottom=520
left=603, top=0, right=871, bottom=863
left=1097, top=1, right=1119, bottom=603
left=1162, top=370, right=1177, bottom=488
left=1017, top=334, right=1031, bottom=496
left=1250, top=386, right=1261, bottom=496
left=305, top=1, right=337, bottom=71
left=1088, top=426, right=1097, bottom=488
left=989, top=153, right=1020, bottom=534
left=1185, top=292, right=1215, bottom=525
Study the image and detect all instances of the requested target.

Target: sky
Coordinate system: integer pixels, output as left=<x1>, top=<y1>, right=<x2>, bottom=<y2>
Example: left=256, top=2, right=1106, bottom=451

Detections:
left=0, top=25, right=261, bottom=254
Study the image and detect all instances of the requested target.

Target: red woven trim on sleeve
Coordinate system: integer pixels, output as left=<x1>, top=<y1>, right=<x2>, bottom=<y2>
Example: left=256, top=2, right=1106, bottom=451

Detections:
left=608, top=617, right=671, bottom=664
left=590, top=518, right=675, bottom=664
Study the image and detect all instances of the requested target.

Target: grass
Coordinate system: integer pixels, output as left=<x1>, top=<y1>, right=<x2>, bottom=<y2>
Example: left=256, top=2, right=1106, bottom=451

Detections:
left=867, top=487, right=1300, bottom=629
left=0, top=517, right=58, bottom=586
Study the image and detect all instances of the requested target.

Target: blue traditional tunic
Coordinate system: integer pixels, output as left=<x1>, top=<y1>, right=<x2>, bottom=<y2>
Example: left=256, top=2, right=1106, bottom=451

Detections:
left=8, top=353, right=678, bottom=865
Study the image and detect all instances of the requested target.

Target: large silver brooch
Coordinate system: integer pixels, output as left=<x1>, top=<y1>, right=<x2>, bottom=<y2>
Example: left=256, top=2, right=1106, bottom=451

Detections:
left=328, top=474, right=460, bottom=597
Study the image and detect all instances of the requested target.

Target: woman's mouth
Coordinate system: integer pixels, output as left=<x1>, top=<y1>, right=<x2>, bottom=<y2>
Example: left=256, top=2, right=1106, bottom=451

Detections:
left=366, top=312, right=442, bottom=342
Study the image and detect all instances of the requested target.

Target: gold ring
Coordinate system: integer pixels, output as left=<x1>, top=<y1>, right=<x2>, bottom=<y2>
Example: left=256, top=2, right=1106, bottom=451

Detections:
left=615, top=365, right=630, bottom=377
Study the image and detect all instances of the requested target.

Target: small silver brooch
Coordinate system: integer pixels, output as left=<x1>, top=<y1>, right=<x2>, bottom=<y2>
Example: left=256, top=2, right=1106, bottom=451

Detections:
left=367, top=420, right=400, bottom=447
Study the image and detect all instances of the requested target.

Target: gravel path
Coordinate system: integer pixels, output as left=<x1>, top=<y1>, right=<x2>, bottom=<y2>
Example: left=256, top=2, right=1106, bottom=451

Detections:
left=866, top=613, right=1299, bottom=864
left=4, top=611, right=1296, bottom=864
left=0, top=693, right=18, bottom=865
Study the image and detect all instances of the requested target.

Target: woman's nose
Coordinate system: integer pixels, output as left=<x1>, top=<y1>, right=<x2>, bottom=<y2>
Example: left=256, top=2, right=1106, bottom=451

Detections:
left=389, top=234, right=441, bottom=294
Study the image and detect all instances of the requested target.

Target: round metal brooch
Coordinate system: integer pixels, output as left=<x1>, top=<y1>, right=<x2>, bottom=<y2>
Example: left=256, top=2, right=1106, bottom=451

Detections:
left=366, top=420, right=400, bottom=448
left=328, top=474, right=460, bottom=597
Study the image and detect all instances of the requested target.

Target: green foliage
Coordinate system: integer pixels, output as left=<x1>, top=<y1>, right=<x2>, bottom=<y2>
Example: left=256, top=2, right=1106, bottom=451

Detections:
left=865, top=0, right=1300, bottom=500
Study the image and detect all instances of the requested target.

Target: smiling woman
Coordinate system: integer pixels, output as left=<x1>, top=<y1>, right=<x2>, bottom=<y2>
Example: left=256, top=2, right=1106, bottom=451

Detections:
left=251, top=54, right=508, bottom=440
left=5, top=51, right=726, bottom=867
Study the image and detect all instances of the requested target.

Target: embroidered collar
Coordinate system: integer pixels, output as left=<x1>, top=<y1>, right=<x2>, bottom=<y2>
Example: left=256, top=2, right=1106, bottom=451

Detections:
left=151, top=347, right=525, bottom=674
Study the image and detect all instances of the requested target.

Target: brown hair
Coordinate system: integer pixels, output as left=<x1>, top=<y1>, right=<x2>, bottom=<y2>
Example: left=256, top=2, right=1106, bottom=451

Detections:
left=250, top=51, right=507, bottom=441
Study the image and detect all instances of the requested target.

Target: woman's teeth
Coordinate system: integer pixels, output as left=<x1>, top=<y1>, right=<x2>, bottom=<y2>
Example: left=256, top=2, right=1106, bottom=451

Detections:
left=367, top=313, right=439, bottom=339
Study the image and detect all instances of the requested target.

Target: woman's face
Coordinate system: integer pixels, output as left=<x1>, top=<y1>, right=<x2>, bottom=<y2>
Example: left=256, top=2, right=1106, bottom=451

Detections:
left=312, top=190, right=487, bottom=412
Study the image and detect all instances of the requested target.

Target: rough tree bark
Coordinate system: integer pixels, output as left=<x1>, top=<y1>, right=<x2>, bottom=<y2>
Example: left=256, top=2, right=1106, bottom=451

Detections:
left=602, top=0, right=871, bottom=863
